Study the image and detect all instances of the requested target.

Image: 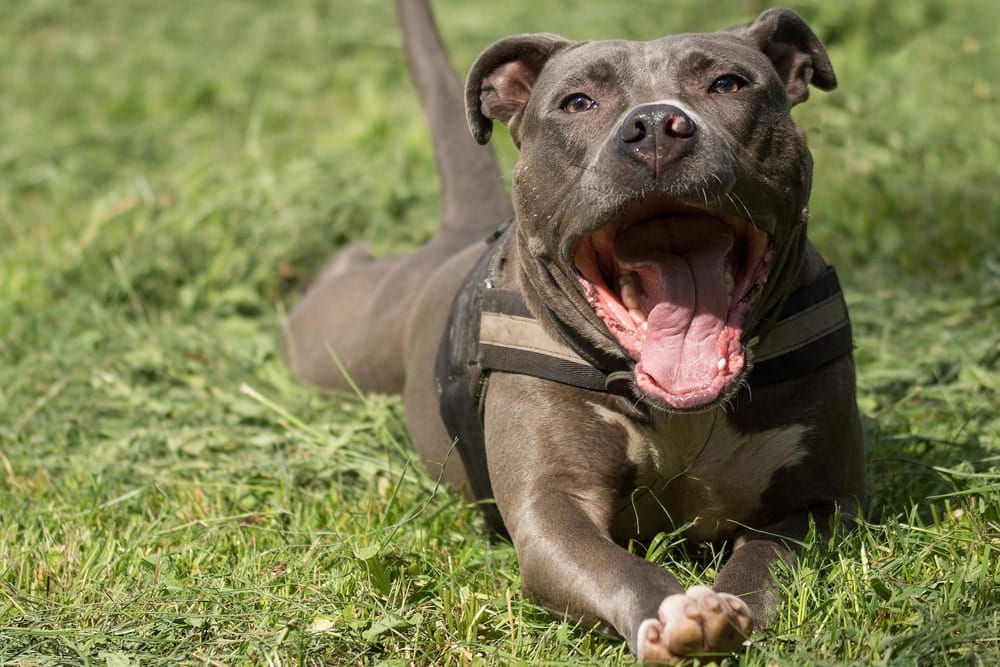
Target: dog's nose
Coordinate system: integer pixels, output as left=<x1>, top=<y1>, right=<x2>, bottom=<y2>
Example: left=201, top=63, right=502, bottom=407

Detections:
left=618, top=103, right=696, bottom=172
left=620, top=104, right=695, bottom=142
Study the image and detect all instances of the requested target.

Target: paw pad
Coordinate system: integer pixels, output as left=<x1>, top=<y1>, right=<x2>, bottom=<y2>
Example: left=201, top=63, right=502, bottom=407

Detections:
left=637, top=586, right=753, bottom=664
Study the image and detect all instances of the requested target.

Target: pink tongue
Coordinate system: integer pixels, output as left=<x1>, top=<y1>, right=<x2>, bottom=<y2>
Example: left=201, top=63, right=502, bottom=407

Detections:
left=615, top=219, right=734, bottom=396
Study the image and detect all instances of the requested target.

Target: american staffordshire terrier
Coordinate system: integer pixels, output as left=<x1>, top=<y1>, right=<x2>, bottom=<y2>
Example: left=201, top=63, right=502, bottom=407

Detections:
left=284, top=1, right=865, bottom=662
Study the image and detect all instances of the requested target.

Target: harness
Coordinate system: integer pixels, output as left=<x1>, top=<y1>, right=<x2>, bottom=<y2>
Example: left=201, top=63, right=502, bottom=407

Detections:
left=434, top=221, right=854, bottom=534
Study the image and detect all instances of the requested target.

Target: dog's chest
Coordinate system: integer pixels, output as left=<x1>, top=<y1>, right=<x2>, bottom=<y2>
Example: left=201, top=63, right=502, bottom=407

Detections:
left=588, top=402, right=807, bottom=541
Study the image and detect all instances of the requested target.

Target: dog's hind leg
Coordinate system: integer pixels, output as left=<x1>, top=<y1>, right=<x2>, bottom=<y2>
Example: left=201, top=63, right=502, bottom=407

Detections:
left=396, top=0, right=512, bottom=237
left=284, top=1, right=511, bottom=393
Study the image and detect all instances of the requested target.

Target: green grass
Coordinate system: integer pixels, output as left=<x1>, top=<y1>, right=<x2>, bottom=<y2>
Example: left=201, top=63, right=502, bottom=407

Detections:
left=1, top=0, right=997, bottom=664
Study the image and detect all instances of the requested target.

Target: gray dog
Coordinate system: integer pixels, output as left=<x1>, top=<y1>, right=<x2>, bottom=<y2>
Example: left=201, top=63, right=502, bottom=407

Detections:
left=285, top=1, right=865, bottom=662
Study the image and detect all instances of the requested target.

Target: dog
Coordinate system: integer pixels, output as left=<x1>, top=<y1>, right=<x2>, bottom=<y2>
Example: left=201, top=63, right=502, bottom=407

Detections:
left=284, top=1, right=865, bottom=662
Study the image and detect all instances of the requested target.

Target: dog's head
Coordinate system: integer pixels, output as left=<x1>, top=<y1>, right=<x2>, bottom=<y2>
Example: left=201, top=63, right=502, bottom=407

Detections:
left=466, top=8, right=836, bottom=411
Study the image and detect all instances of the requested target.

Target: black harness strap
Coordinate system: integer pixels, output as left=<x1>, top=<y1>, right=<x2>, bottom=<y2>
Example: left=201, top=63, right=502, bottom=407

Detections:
left=433, top=236, right=508, bottom=533
left=475, top=265, right=853, bottom=392
left=748, top=266, right=854, bottom=386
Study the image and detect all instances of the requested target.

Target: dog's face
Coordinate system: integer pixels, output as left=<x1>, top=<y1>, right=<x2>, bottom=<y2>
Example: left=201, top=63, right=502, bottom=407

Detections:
left=466, top=9, right=836, bottom=411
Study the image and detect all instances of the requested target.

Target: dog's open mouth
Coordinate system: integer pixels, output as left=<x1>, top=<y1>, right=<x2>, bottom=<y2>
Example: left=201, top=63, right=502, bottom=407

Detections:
left=573, top=204, right=771, bottom=409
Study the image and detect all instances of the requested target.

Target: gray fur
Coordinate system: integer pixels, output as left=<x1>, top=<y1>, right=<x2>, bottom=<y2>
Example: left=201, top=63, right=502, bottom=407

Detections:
left=284, top=3, right=864, bottom=661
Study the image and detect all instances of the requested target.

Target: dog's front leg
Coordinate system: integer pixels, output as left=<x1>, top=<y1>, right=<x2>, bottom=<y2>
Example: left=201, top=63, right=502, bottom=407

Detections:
left=483, top=374, right=752, bottom=662
left=714, top=505, right=854, bottom=628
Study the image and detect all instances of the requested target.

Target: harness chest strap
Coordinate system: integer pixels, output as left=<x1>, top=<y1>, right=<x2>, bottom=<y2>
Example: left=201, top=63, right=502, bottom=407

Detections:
left=476, top=264, right=853, bottom=398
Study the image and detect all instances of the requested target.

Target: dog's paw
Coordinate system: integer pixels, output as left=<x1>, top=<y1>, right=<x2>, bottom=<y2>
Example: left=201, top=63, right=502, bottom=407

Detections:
left=636, top=586, right=753, bottom=664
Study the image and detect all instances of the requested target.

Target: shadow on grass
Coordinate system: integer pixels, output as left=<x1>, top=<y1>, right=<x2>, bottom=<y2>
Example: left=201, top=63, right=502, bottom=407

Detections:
left=865, top=416, right=998, bottom=523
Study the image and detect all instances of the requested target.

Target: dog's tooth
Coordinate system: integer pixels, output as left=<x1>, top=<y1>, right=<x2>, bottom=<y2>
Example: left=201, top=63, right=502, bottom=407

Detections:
left=717, top=358, right=728, bottom=372
left=641, top=321, right=648, bottom=332
left=629, top=308, right=646, bottom=324
left=621, top=282, right=641, bottom=310
left=724, top=267, right=734, bottom=295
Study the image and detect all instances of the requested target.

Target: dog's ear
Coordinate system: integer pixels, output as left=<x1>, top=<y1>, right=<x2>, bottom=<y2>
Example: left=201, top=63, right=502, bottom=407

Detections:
left=731, top=8, right=837, bottom=105
left=466, top=33, right=571, bottom=145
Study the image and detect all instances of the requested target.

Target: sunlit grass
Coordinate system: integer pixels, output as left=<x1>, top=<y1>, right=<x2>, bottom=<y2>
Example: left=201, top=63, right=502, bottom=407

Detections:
left=1, top=1, right=997, bottom=664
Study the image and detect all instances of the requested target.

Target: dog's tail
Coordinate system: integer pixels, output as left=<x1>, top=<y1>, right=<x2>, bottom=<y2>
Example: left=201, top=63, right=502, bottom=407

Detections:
left=396, top=0, right=513, bottom=235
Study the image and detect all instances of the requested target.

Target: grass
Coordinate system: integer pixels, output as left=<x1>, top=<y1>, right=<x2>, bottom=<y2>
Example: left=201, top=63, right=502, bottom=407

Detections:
left=1, top=0, right=997, bottom=664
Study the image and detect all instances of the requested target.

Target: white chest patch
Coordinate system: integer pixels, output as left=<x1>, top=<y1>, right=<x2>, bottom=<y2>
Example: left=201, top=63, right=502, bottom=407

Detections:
left=588, top=402, right=808, bottom=541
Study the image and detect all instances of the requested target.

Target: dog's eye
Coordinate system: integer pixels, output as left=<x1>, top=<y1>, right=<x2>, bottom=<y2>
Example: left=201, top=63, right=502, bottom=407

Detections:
left=561, top=93, right=597, bottom=113
left=708, top=75, right=746, bottom=94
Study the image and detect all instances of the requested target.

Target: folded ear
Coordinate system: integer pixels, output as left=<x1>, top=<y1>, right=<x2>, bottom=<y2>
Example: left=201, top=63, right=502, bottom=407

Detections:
left=730, top=7, right=837, bottom=105
left=465, top=33, right=572, bottom=145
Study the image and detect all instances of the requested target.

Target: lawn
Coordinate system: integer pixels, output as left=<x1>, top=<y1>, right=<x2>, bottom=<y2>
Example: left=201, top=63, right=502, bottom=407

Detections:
left=1, top=0, right=998, bottom=665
